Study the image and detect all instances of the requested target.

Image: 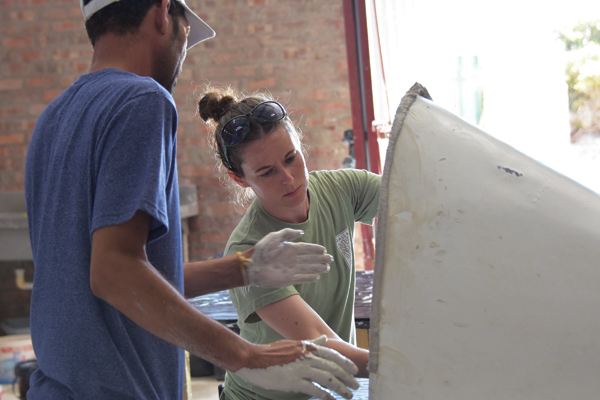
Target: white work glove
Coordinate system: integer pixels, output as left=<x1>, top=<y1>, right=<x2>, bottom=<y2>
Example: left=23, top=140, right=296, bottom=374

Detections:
left=236, top=335, right=360, bottom=400
left=247, top=228, right=334, bottom=288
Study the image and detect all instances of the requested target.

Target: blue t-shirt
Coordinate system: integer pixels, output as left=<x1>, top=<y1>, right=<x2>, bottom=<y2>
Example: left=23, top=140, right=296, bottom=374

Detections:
left=24, top=69, right=184, bottom=399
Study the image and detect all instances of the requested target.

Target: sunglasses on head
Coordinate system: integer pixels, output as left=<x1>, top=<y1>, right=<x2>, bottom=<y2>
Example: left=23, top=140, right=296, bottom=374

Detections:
left=221, top=101, right=287, bottom=167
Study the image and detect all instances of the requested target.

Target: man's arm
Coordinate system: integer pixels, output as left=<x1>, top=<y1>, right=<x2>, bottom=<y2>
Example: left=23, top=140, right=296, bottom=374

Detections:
left=256, top=294, right=370, bottom=377
left=90, top=210, right=359, bottom=399
left=91, top=210, right=245, bottom=370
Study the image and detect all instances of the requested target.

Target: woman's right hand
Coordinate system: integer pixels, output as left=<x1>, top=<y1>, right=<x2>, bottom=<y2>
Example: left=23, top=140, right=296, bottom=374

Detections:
left=246, top=228, right=334, bottom=287
left=235, top=335, right=359, bottom=400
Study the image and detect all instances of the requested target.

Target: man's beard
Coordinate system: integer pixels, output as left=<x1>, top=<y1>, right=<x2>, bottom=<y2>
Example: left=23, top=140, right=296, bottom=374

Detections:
left=158, top=17, right=186, bottom=93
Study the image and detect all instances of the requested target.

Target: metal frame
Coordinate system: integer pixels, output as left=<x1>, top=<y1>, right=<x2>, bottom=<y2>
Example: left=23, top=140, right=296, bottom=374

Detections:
left=342, top=0, right=380, bottom=270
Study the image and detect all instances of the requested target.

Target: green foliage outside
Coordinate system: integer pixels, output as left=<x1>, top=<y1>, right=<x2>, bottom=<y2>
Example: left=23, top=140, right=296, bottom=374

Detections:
left=557, top=20, right=600, bottom=137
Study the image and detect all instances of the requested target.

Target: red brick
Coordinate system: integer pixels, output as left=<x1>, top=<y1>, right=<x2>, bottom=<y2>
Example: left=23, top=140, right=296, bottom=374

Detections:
left=313, top=90, right=328, bottom=101
left=261, top=64, right=275, bottom=75
left=221, top=37, right=259, bottom=50
left=195, top=189, right=217, bottom=203
left=0, top=133, right=25, bottom=145
left=335, top=60, right=348, bottom=72
left=52, top=21, right=80, bottom=32
left=306, top=117, right=325, bottom=128
left=48, top=8, right=69, bottom=19
left=263, top=7, right=287, bottom=18
left=218, top=192, right=240, bottom=206
left=29, top=103, right=48, bottom=117
left=8, top=10, right=35, bottom=21
left=0, top=183, right=21, bottom=191
left=233, top=65, right=257, bottom=76
left=12, top=145, right=29, bottom=157
left=247, top=77, right=276, bottom=91
left=192, top=65, right=233, bottom=79
left=9, top=92, right=32, bottom=102
left=0, top=106, right=25, bottom=117
left=213, top=0, right=234, bottom=9
left=8, top=64, right=30, bottom=74
left=22, top=22, right=50, bottom=35
left=1, top=158, right=26, bottom=171
left=283, top=75, right=311, bottom=87
left=321, top=101, right=346, bottom=114
left=26, top=76, right=56, bottom=88
left=0, top=79, right=23, bottom=90
left=69, top=61, right=90, bottom=73
left=0, top=0, right=355, bottom=262
left=68, top=7, right=82, bottom=18
left=295, top=105, right=317, bottom=115
left=42, top=32, right=88, bottom=47
left=71, top=35, right=91, bottom=46
left=179, top=69, right=192, bottom=81
left=21, top=50, right=47, bottom=62
left=3, top=37, right=33, bottom=49
left=210, top=52, right=242, bottom=64
left=185, top=137, right=210, bottom=148
left=246, top=23, right=273, bottom=34
left=60, top=75, right=79, bottom=87
left=19, top=0, right=49, bottom=5
left=42, top=89, right=62, bottom=102
left=52, top=49, right=71, bottom=60
left=194, top=176, right=222, bottom=188
left=179, top=165, right=196, bottom=177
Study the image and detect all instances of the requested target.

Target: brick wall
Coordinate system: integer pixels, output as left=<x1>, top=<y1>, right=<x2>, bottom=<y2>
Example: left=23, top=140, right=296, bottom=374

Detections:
left=0, top=0, right=353, bottom=268
left=0, top=0, right=91, bottom=191
left=176, top=0, right=354, bottom=261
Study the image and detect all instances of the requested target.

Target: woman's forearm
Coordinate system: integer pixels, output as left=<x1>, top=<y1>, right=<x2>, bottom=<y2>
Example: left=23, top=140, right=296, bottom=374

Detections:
left=256, top=295, right=370, bottom=377
left=323, top=338, right=369, bottom=377
left=183, top=248, right=253, bottom=298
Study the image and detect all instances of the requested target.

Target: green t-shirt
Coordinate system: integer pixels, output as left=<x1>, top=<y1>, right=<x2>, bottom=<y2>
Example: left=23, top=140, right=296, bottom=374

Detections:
left=224, top=169, right=381, bottom=400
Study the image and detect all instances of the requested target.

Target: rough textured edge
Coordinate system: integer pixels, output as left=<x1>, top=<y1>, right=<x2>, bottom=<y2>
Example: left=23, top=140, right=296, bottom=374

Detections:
left=368, top=83, right=432, bottom=374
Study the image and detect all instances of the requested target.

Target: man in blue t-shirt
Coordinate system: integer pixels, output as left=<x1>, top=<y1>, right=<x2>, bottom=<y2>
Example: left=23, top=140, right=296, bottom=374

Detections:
left=24, top=1, right=360, bottom=399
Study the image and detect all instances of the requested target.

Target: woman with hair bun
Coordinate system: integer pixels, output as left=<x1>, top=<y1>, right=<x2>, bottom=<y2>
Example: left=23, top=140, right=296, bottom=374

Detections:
left=198, top=86, right=381, bottom=400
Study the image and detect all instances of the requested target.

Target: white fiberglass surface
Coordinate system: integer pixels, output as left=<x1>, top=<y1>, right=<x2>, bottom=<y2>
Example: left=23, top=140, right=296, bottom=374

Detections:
left=369, top=85, right=600, bottom=399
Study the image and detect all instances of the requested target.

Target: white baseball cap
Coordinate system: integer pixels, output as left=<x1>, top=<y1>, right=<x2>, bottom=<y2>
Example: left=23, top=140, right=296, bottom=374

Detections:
left=80, top=0, right=215, bottom=49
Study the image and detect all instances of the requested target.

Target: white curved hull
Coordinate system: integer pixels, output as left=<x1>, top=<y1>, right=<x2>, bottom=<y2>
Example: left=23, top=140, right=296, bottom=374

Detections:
left=369, top=84, right=600, bottom=399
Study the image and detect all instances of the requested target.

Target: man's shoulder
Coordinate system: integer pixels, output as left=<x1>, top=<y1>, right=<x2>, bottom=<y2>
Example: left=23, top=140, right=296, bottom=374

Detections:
left=62, top=69, right=172, bottom=110
left=95, top=69, right=173, bottom=102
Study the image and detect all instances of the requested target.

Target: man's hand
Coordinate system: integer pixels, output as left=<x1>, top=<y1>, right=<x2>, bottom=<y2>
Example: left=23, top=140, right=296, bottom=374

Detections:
left=247, top=228, right=333, bottom=287
left=235, top=336, right=360, bottom=400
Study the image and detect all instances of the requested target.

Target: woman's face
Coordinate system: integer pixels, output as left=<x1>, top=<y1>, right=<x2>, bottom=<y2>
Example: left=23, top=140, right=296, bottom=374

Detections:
left=234, top=126, right=309, bottom=222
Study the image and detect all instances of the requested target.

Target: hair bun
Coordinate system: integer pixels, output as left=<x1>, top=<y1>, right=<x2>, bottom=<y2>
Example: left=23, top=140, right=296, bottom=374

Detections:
left=198, top=90, right=237, bottom=122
